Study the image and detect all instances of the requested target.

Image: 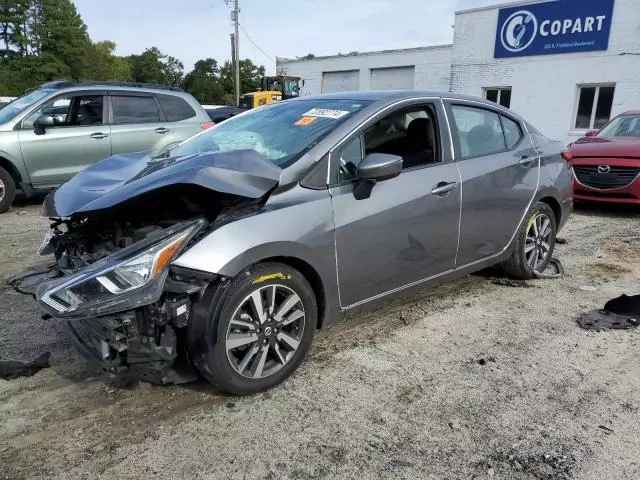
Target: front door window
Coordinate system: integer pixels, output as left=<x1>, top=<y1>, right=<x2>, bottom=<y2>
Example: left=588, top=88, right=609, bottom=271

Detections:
left=23, top=95, right=104, bottom=130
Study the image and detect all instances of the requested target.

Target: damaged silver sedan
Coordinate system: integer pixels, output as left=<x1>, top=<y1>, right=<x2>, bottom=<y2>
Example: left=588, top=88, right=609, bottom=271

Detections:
left=10, top=91, right=573, bottom=394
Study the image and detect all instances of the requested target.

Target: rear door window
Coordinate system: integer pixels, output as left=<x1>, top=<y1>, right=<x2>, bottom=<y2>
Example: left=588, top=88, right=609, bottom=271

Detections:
left=450, top=105, right=506, bottom=158
left=157, top=94, right=196, bottom=122
left=111, top=95, right=161, bottom=125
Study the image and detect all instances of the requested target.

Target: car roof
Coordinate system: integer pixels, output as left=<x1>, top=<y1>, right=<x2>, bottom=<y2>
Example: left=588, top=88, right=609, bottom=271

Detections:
left=621, top=110, right=640, bottom=115
left=294, top=90, right=485, bottom=102
left=38, top=80, right=188, bottom=97
left=290, top=90, right=522, bottom=120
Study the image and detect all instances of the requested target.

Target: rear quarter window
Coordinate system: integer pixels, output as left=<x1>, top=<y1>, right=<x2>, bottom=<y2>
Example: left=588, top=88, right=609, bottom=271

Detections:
left=500, top=115, right=523, bottom=149
left=157, top=94, right=197, bottom=122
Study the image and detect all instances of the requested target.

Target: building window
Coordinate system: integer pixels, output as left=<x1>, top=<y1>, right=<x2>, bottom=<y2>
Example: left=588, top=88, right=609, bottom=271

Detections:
left=574, top=85, right=615, bottom=130
left=484, top=87, right=511, bottom=108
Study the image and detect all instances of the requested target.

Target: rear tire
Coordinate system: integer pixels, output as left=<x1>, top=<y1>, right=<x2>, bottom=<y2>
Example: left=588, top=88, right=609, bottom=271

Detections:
left=189, top=262, right=316, bottom=395
left=502, top=201, right=557, bottom=280
left=0, top=166, right=16, bottom=214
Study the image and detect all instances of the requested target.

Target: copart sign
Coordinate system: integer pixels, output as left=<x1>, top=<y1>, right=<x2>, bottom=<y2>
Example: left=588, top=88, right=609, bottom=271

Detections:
left=494, top=0, right=615, bottom=58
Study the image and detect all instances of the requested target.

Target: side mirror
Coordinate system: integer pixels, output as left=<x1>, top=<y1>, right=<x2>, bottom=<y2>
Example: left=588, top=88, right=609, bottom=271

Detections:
left=353, top=153, right=403, bottom=200
left=585, top=130, right=598, bottom=137
left=33, top=114, right=55, bottom=135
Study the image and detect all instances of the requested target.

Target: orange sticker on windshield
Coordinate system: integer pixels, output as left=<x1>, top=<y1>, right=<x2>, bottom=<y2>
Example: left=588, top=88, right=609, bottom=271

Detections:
left=295, top=116, right=317, bottom=126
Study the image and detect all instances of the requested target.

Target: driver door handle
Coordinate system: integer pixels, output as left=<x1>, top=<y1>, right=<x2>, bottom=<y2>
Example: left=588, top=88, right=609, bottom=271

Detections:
left=431, top=181, right=458, bottom=196
left=89, top=132, right=108, bottom=139
left=155, top=127, right=170, bottom=134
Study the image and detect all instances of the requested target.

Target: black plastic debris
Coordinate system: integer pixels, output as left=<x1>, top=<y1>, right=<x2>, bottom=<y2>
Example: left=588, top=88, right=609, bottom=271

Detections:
left=0, top=352, right=51, bottom=380
left=578, top=310, right=639, bottom=331
left=578, top=294, right=640, bottom=331
left=603, top=294, right=640, bottom=316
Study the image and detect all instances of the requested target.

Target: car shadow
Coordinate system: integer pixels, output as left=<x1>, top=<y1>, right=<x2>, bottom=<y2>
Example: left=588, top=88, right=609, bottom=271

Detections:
left=12, top=191, right=47, bottom=208
left=574, top=201, right=640, bottom=218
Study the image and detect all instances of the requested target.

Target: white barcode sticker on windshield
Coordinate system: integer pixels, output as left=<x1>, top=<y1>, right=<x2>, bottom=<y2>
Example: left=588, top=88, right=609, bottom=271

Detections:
left=302, top=108, right=350, bottom=119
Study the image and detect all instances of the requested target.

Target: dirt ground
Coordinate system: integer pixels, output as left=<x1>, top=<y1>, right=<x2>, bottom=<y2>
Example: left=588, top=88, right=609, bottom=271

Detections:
left=1, top=201, right=639, bottom=480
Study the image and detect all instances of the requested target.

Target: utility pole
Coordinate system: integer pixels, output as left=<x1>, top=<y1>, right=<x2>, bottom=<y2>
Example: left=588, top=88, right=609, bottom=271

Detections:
left=231, top=0, right=240, bottom=106
left=230, top=33, right=237, bottom=103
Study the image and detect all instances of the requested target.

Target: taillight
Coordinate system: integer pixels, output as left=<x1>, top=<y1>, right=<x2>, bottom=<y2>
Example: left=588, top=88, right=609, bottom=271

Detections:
left=200, top=121, right=215, bottom=130
left=40, top=201, right=48, bottom=217
left=561, top=151, right=573, bottom=162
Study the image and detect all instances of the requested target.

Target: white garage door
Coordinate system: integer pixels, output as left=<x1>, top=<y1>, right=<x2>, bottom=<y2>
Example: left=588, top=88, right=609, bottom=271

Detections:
left=370, top=66, right=415, bottom=90
left=322, top=70, right=359, bottom=93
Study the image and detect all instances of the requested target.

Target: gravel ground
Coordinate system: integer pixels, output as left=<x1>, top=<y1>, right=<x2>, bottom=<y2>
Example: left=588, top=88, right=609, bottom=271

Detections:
left=1, top=202, right=639, bottom=480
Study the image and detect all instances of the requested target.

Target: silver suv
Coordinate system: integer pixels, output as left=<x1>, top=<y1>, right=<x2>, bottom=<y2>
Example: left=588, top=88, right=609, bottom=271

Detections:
left=0, top=81, right=212, bottom=212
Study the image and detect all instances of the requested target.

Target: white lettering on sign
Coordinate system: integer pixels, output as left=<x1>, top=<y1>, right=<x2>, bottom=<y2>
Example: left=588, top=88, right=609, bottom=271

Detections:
left=571, top=18, right=582, bottom=34
left=540, top=20, right=550, bottom=36
left=584, top=17, right=595, bottom=32
left=538, top=15, right=606, bottom=37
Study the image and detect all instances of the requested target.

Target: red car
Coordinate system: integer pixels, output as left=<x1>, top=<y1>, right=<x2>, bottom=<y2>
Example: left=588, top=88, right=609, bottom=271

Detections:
left=570, top=110, right=640, bottom=204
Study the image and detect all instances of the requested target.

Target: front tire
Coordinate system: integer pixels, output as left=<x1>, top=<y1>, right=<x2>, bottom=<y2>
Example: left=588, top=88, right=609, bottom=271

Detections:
left=189, top=263, right=316, bottom=395
left=502, top=201, right=557, bottom=279
left=0, top=166, right=16, bottom=213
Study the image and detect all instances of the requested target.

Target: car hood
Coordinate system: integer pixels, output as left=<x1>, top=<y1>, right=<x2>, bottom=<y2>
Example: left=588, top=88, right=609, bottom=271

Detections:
left=44, top=149, right=282, bottom=218
left=571, top=136, right=640, bottom=158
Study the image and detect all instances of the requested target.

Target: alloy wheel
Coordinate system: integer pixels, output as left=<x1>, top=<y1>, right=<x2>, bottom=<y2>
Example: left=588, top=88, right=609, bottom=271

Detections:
left=524, top=213, right=552, bottom=271
left=225, top=284, right=306, bottom=379
left=0, top=177, right=4, bottom=203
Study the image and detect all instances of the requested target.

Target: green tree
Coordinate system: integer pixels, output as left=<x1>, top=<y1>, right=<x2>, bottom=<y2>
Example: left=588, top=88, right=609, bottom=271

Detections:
left=162, top=55, right=184, bottom=87
left=35, top=0, right=91, bottom=79
left=219, top=58, right=266, bottom=96
left=84, top=40, right=131, bottom=81
left=0, top=1, right=29, bottom=59
left=183, top=58, right=224, bottom=104
left=129, top=47, right=164, bottom=83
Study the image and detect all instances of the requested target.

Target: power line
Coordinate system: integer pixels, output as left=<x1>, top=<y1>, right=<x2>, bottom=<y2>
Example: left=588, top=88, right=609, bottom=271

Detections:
left=238, top=23, right=275, bottom=64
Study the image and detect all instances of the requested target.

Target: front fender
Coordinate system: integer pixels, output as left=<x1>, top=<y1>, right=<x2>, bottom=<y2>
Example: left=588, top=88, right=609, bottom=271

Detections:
left=0, top=146, right=29, bottom=183
left=173, top=187, right=342, bottom=324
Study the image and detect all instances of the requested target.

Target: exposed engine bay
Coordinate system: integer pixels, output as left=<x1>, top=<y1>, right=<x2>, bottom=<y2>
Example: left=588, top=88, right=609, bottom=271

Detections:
left=48, top=185, right=240, bottom=271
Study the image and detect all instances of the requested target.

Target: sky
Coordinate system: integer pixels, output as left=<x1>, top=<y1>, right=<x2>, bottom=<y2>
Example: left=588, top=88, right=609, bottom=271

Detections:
left=73, top=0, right=499, bottom=73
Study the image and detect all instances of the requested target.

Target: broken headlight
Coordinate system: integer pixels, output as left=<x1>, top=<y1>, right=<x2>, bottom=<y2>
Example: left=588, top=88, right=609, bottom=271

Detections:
left=36, top=219, right=205, bottom=319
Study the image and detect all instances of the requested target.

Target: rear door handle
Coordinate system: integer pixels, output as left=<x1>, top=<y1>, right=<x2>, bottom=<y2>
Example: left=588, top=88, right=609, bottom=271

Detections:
left=155, top=127, right=170, bottom=134
left=89, top=132, right=108, bottom=139
left=431, top=181, right=458, bottom=196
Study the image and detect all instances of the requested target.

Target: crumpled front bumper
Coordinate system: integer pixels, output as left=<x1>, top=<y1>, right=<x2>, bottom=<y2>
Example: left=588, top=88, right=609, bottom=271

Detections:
left=63, top=310, right=197, bottom=385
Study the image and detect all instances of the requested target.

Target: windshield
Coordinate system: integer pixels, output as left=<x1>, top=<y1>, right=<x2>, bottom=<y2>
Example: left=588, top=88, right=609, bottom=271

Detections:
left=283, top=79, right=299, bottom=97
left=598, top=115, right=640, bottom=138
left=0, top=88, right=54, bottom=124
left=160, top=99, right=371, bottom=166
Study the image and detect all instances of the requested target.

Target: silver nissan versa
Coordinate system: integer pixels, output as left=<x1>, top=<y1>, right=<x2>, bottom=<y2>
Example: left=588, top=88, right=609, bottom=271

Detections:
left=10, top=91, right=573, bottom=394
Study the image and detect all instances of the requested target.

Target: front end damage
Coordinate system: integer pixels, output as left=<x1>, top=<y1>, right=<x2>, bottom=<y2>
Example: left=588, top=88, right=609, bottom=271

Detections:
left=8, top=149, right=281, bottom=384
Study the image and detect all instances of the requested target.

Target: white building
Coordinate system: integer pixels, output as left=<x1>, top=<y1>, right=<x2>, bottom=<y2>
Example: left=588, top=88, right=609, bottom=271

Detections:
left=277, top=0, right=640, bottom=144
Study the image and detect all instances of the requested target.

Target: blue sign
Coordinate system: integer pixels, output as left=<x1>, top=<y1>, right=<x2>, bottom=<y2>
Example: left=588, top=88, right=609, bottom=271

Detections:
left=494, top=0, right=615, bottom=58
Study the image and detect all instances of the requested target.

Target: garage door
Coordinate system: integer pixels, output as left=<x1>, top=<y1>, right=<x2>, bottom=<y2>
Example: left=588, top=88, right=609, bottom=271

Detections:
left=321, top=70, right=359, bottom=93
left=370, top=66, right=415, bottom=90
